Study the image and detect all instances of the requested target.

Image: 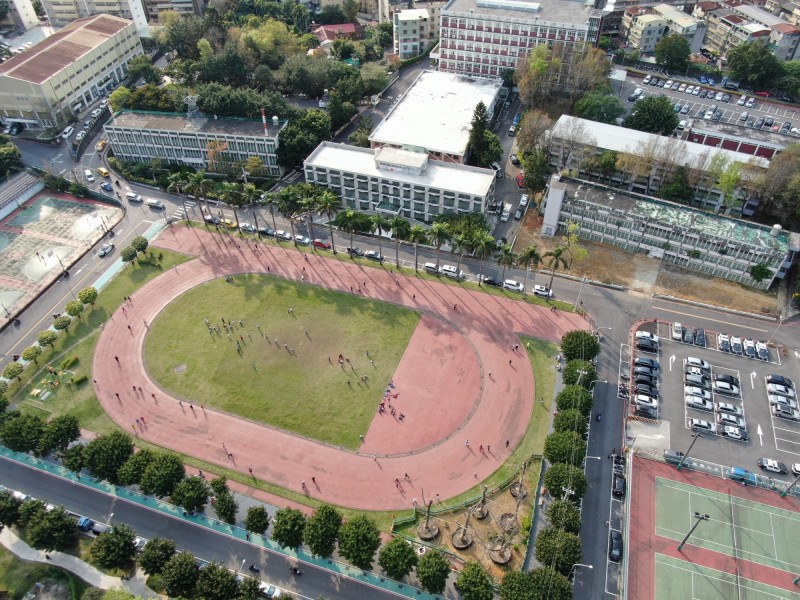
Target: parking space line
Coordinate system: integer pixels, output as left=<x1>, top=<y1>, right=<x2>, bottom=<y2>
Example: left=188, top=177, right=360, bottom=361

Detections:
left=653, top=307, right=769, bottom=333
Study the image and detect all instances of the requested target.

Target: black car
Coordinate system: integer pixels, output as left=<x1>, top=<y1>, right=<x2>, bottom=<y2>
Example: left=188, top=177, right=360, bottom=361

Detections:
left=635, top=375, right=658, bottom=387
left=693, top=328, right=706, bottom=347
left=634, top=357, right=660, bottom=370
left=612, top=474, right=626, bottom=497
left=346, top=247, right=365, bottom=257
left=636, top=383, right=657, bottom=397
left=510, top=154, right=521, bottom=166
left=766, top=374, right=794, bottom=387
left=634, top=366, right=657, bottom=378
left=635, top=405, right=658, bottom=419
left=682, top=327, right=693, bottom=344
left=482, top=277, right=502, bottom=288
left=258, top=226, right=275, bottom=237
left=714, top=373, right=740, bottom=386
left=100, top=181, right=113, bottom=192
left=609, top=531, right=623, bottom=562
left=637, top=339, right=659, bottom=353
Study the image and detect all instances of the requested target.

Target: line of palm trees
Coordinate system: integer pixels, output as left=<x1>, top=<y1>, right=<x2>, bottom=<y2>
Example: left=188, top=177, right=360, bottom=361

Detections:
left=163, top=173, right=573, bottom=291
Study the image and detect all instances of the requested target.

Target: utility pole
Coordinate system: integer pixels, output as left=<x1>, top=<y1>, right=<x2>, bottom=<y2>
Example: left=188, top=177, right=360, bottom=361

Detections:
left=677, top=512, right=709, bottom=551
left=676, top=433, right=702, bottom=471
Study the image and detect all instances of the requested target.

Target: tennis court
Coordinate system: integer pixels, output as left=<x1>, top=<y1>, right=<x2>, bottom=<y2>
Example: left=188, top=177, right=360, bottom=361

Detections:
left=655, top=477, right=800, bottom=572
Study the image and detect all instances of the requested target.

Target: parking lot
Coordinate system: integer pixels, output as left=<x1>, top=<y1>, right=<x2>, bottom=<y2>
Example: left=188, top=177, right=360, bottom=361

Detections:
left=624, top=320, right=800, bottom=482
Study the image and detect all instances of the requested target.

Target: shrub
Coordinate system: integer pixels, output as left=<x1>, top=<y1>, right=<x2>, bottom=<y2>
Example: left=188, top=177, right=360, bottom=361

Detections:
left=71, top=374, right=88, bottom=386
left=61, top=355, right=79, bottom=370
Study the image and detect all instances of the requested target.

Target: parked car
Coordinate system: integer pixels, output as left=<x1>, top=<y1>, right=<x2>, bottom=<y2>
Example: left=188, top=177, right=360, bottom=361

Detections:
left=714, top=373, right=740, bottom=386
left=721, top=426, right=748, bottom=441
left=637, top=339, right=659, bottom=353
left=717, top=413, right=745, bottom=428
left=682, top=327, right=693, bottom=343
left=503, top=279, right=524, bottom=292
left=767, top=383, right=796, bottom=398
left=672, top=322, right=683, bottom=340
left=755, top=342, right=769, bottom=361
left=772, top=404, right=800, bottom=421
left=685, top=387, right=711, bottom=401
left=100, top=181, right=113, bottom=192
left=609, top=530, right=623, bottom=562
left=312, top=239, right=332, bottom=249
left=612, top=474, right=626, bottom=497
left=712, top=381, right=740, bottom=396
left=346, top=247, right=365, bottom=256
left=294, top=235, right=311, bottom=245
left=275, top=230, right=292, bottom=241
left=686, top=357, right=710, bottom=371
left=634, top=357, right=659, bottom=370
left=768, top=395, right=798, bottom=409
left=685, top=396, right=713, bottom=412
left=635, top=331, right=659, bottom=343
left=634, top=366, right=657, bottom=378
left=239, top=223, right=256, bottom=233
left=717, top=333, right=731, bottom=353
left=730, top=336, right=743, bottom=355
left=716, top=402, right=742, bottom=416
left=689, top=418, right=717, bottom=433
left=533, top=285, right=553, bottom=298
left=693, top=328, right=706, bottom=347
left=513, top=208, right=523, bottom=220
left=258, top=227, right=275, bottom=237
left=766, top=374, right=793, bottom=387
left=510, top=154, right=521, bottom=166
left=365, top=250, right=384, bottom=262
left=757, top=457, right=787, bottom=474
left=481, top=276, right=502, bottom=288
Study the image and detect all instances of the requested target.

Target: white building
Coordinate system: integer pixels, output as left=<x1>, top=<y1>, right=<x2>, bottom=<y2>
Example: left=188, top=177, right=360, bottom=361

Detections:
left=394, top=9, right=438, bottom=59
left=304, top=142, right=497, bottom=222
left=103, top=110, right=286, bottom=176
left=369, top=70, right=503, bottom=164
left=1, top=0, right=40, bottom=31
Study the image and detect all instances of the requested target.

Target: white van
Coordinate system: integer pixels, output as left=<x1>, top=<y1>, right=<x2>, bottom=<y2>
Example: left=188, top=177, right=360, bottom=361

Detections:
left=499, top=202, right=512, bottom=222
left=126, top=192, right=143, bottom=202
left=84, top=169, right=95, bottom=183
left=61, top=126, right=74, bottom=139
left=424, top=262, right=441, bottom=275
left=441, top=265, right=464, bottom=279
left=146, top=199, right=165, bottom=210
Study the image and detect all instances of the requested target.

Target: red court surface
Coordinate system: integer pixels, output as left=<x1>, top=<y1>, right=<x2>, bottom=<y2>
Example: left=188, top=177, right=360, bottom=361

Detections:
left=92, top=226, right=585, bottom=510
left=628, top=455, right=800, bottom=600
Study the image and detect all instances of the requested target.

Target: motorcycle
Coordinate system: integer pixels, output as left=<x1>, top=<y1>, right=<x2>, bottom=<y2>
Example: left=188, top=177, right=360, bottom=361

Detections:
left=596, top=412, right=602, bottom=422
left=289, top=566, right=302, bottom=576
left=248, top=564, right=259, bottom=573
left=619, top=373, right=630, bottom=380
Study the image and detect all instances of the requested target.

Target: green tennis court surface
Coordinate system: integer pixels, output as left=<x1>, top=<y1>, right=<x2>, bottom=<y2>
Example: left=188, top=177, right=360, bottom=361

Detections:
left=655, top=478, right=800, bottom=572
left=655, top=554, right=800, bottom=600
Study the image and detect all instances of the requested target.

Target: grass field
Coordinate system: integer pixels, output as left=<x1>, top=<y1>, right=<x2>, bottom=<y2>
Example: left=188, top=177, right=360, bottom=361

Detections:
left=143, top=274, right=420, bottom=448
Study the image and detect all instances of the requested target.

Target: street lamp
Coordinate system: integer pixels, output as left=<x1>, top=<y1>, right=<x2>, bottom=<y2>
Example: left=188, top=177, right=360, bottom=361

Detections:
left=780, top=472, right=800, bottom=498
left=676, top=433, right=702, bottom=471
left=237, top=558, right=246, bottom=574
left=569, top=563, right=593, bottom=579
left=677, top=512, right=709, bottom=551
left=589, top=379, right=607, bottom=391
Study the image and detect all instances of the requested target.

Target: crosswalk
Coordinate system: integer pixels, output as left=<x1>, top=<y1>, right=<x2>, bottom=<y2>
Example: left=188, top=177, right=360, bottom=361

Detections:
left=171, top=200, right=197, bottom=221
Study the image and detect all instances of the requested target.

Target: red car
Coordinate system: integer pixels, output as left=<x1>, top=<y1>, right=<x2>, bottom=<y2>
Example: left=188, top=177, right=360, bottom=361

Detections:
left=515, top=172, right=525, bottom=189
left=755, top=91, right=770, bottom=98
left=313, top=239, right=332, bottom=249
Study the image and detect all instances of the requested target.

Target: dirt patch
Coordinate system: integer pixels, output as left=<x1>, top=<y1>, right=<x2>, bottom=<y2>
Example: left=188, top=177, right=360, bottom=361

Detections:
left=514, top=210, right=779, bottom=315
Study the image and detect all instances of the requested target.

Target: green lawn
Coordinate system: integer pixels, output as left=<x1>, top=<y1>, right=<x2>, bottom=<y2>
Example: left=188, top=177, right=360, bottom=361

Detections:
left=143, top=274, right=420, bottom=448
left=0, top=544, right=91, bottom=599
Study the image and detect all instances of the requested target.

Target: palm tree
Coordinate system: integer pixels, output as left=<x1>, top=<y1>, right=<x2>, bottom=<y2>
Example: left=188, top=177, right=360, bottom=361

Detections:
left=316, top=190, right=342, bottom=254
left=497, top=244, right=516, bottom=281
left=428, top=222, right=451, bottom=270
left=388, top=215, right=410, bottom=269
left=369, top=214, right=391, bottom=260
left=263, top=192, right=279, bottom=232
left=185, top=173, right=212, bottom=224
left=338, top=208, right=361, bottom=251
left=241, top=183, right=261, bottom=232
left=544, top=245, right=571, bottom=291
left=517, top=244, right=542, bottom=295
left=166, top=173, right=188, bottom=223
left=220, top=182, right=243, bottom=230
left=452, top=232, right=473, bottom=277
left=471, top=231, right=495, bottom=285
left=408, top=225, right=428, bottom=272
left=275, top=192, right=299, bottom=243
left=300, top=195, right=317, bottom=242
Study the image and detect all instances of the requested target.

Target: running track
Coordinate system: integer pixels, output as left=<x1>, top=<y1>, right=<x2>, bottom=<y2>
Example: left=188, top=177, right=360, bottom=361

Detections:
left=92, top=226, right=585, bottom=510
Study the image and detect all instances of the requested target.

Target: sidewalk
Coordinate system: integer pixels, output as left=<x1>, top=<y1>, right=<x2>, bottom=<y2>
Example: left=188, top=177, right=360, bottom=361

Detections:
left=0, top=527, right=158, bottom=599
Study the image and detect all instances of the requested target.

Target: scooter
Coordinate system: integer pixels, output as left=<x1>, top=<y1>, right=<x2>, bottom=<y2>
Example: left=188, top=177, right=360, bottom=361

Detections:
left=596, top=412, right=602, bottom=422
left=289, top=566, right=302, bottom=576
left=248, top=564, right=259, bottom=573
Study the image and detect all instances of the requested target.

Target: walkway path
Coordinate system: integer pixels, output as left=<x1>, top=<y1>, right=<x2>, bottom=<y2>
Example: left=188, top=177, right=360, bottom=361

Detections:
left=92, top=226, right=585, bottom=510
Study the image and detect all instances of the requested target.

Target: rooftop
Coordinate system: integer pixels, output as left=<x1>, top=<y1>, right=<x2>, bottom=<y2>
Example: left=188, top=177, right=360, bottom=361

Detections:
left=443, top=0, right=598, bottom=27
left=634, top=14, right=668, bottom=23
left=105, top=110, right=287, bottom=138
left=772, top=21, right=800, bottom=32
left=305, top=142, right=497, bottom=197
left=553, top=115, right=771, bottom=169
left=686, top=119, right=790, bottom=148
left=369, top=70, right=502, bottom=158
left=652, top=3, right=698, bottom=27
left=732, top=3, right=785, bottom=25
left=397, top=9, right=431, bottom=19
left=0, top=15, right=133, bottom=85
left=557, top=176, right=793, bottom=253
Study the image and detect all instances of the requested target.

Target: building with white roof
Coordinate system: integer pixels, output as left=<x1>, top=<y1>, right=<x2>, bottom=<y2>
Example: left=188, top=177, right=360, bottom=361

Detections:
left=303, top=142, right=497, bottom=222
left=368, top=70, right=502, bottom=164
left=622, top=4, right=705, bottom=52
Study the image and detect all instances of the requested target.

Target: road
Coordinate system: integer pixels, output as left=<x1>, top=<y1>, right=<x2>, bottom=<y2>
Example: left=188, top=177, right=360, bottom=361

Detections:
left=0, top=456, right=410, bottom=600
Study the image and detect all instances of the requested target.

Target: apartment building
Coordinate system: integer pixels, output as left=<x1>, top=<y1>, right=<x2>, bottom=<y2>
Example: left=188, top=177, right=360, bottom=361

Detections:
left=0, top=15, right=143, bottom=129
left=304, top=142, right=497, bottom=223
left=764, top=0, right=800, bottom=26
left=541, top=175, right=798, bottom=289
left=40, top=0, right=149, bottom=35
left=623, top=9, right=668, bottom=52
left=103, top=110, right=286, bottom=176
left=0, top=0, right=39, bottom=32
left=652, top=4, right=707, bottom=51
left=437, top=0, right=602, bottom=80
left=142, top=0, right=206, bottom=20
left=701, top=2, right=800, bottom=59
left=369, top=70, right=502, bottom=164
left=394, top=9, right=438, bottom=58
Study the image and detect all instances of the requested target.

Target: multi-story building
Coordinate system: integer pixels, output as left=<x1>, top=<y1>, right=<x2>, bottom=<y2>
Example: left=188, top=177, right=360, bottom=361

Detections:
left=541, top=174, right=798, bottom=289
left=394, top=8, right=438, bottom=58
left=103, top=110, right=286, bottom=176
left=701, top=2, right=800, bottom=59
left=437, top=0, right=602, bottom=80
left=304, top=142, right=497, bottom=223
left=704, top=10, right=770, bottom=56
left=40, top=0, right=149, bottom=34
left=651, top=4, right=707, bottom=51
left=0, top=15, right=143, bottom=129
left=369, top=70, right=502, bottom=164
left=0, top=0, right=39, bottom=32
left=764, top=0, right=800, bottom=26
left=623, top=9, right=668, bottom=52
left=683, top=120, right=788, bottom=162
left=142, top=0, right=206, bottom=21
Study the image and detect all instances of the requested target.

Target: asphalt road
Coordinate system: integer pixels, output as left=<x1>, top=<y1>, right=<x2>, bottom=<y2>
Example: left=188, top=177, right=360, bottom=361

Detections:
left=0, top=457, right=408, bottom=600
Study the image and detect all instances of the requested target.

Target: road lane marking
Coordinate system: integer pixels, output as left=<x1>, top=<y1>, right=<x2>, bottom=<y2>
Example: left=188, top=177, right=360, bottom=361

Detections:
left=651, top=306, right=769, bottom=333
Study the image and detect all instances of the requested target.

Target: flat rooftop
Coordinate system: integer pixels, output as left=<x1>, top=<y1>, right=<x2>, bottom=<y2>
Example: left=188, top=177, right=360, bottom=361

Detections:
left=398, top=9, right=430, bottom=19
left=106, top=110, right=286, bottom=138
left=443, top=0, right=596, bottom=27
left=558, top=177, right=792, bottom=253
left=653, top=4, right=698, bottom=26
left=0, top=15, right=132, bottom=85
left=733, top=3, right=785, bottom=25
left=305, top=142, right=496, bottom=197
left=369, top=70, right=502, bottom=157
left=553, top=115, right=770, bottom=169
left=687, top=119, right=790, bottom=149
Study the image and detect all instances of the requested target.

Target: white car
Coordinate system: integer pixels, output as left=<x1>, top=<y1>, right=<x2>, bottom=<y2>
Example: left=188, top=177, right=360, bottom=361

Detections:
left=717, top=413, right=744, bottom=428
left=635, top=395, right=658, bottom=408
left=768, top=395, right=798, bottom=409
left=672, top=322, right=683, bottom=340
left=712, top=381, right=739, bottom=396
left=685, top=357, right=710, bottom=371
left=792, top=463, right=800, bottom=476
left=533, top=285, right=553, bottom=298
left=772, top=404, right=800, bottom=421
left=757, top=457, right=787, bottom=474
left=685, top=396, right=713, bottom=412
left=635, top=331, right=659, bottom=343
left=721, top=426, right=748, bottom=441
left=743, top=338, right=756, bottom=358
left=520, top=194, right=529, bottom=207
left=75, top=131, right=86, bottom=141
left=275, top=230, right=292, bottom=241
left=730, top=336, right=743, bottom=354
left=689, top=418, right=717, bottom=433
left=90, top=108, right=102, bottom=118
left=767, top=383, right=796, bottom=398
left=294, top=235, right=311, bottom=245
left=715, top=402, right=742, bottom=416
left=258, top=582, right=282, bottom=598
left=685, top=387, right=711, bottom=401
left=503, top=279, right=524, bottom=292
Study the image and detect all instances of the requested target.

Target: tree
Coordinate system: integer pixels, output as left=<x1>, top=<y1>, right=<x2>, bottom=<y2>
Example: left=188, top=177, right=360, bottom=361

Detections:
left=623, top=95, right=679, bottom=135
left=496, top=244, right=516, bottom=281
left=560, top=330, right=600, bottom=362
left=83, top=431, right=134, bottom=484
left=18, top=499, right=47, bottom=526
left=456, top=561, right=494, bottom=600
left=316, top=190, right=342, bottom=254
left=62, top=444, right=84, bottom=472
left=655, top=34, right=691, bottom=71
left=1, top=413, right=45, bottom=453
left=517, top=245, right=542, bottom=295
left=276, top=109, right=332, bottom=168
left=338, top=514, right=381, bottom=569
left=546, top=500, right=582, bottom=534
left=476, top=131, right=503, bottom=167
left=562, top=360, right=597, bottom=388
left=37, top=330, right=59, bottom=348
left=348, top=116, right=374, bottom=147
left=139, top=537, right=177, bottom=575
left=162, top=551, right=200, bottom=598
left=0, top=490, right=22, bottom=526
left=197, top=561, right=240, bottom=600
left=727, top=42, right=784, bottom=89
left=750, top=263, right=772, bottom=283
left=472, top=231, right=496, bottom=285
left=535, top=527, right=582, bottom=576
left=90, top=523, right=137, bottom=570
left=543, top=431, right=587, bottom=467
left=78, top=286, right=98, bottom=306
left=109, top=87, right=132, bottom=112
left=408, top=225, right=428, bottom=272
left=28, top=506, right=78, bottom=552
left=501, top=568, right=572, bottom=599
left=468, top=101, right=489, bottom=165
left=140, top=452, right=186, bottom=497
left=304, top=504, right=342, bottom=557
left=659, top=166, right=693, bottom=202
left=416, top=548, right=450, bottom=594
left=543, top=463, right=588, bottom=499
left=3, top=362, right=23, bottom=382
left=120, top=246, right=138, bottom=266
left=552, top=409, right=588, bottom=437
left=65, top=300, right=84, bottom=320
left=131, top=235, right=149, bottom=255
left=53, top=315, right=71, bottom=332
left=389, top=216, right=411, bottom=269
left=516, top=110, right=553, bottom=155
left=378, top=537, right=418, bottom=580
left=21, top=345, right=42, bottom=364
left=272, top=507, right=307, bottom=550
left=127, top=55, right=162, bottom=85
left=574, top=90, right=625, bottom=124
left=213, top=490, right=238, bottom=524
left=244, top=506, right=271, bottom=535
left=171, top=476, right=210, bottom=513
left=237, top=576, right=262, bottom=600
left=369, top=214, right=391, bottom=260
left=39, top=414, right=80, bottom=455
left=117, top=449, right=156, bottom=486
left=543, top=246, right=570, bottom=291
